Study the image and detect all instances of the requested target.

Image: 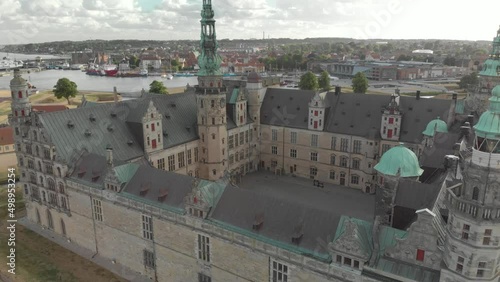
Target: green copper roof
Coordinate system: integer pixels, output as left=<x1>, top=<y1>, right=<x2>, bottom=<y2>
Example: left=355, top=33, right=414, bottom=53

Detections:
left=374, top=144, right=423, bottom=177
left=197, top=179, right=226, bottom=208
left=229, top=88, right=239, bottom=104
left=114, top=163, right=140, bottom=183
left=480, top=59, right=500, bottom=77
left=197, top=0, right=223, bottom=76
left=333, top=216, right=373, bottom=257
left=422, top=117, right=448, bottom=136
left=474, top=85, right=500, bottom=139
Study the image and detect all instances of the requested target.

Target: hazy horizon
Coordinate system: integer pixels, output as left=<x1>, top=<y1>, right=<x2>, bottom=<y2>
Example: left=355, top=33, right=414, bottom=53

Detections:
left=0, top=0, right=499, bottom=45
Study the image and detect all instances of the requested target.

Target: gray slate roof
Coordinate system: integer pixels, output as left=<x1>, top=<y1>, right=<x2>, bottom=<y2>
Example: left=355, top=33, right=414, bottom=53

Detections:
left=69, top=153, right=110, bottom=186
left=420, top=132, right=460, bottom=169
left=395, top=179, right=441, bottom=210
left=210, top=186, right=339, bottom=256
left=261, top=89, right=454, bottom=143
left=122, top=165, right=194, bottom=210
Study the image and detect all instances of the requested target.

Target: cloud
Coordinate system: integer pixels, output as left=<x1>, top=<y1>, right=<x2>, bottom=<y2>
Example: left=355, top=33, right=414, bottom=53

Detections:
left=0, top=0, right=499, bottom=44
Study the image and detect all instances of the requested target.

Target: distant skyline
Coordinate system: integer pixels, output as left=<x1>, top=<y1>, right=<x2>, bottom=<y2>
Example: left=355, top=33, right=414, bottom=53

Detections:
left=0, top=0, right=499, bottom=45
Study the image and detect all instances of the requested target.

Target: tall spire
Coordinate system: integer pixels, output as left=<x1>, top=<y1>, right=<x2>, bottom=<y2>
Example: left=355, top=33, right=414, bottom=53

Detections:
left=197, top=0, right=223, bottom=77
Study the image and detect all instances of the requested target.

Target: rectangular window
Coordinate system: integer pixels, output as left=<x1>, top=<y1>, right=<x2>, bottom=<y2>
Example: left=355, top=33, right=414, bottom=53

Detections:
left=388, top=117, right=394, bottom=124
left=272, top=129, right=278, bottom=141
left=290, top=149, right=297, bottom=158
left=151, top=123, right=155, bottom=131
left=271, top=260, right=289, bottom=282
left=157, top=158, right=165, bottom=170
left=477, top=269, right=484, bottom=277
left=235, top=134, right=239, bottom=147
left=311, top=134, right=318, bottom=147
left=382, top=144, right=391, bottom=154
left=344, top=257, right=352, bottom=266
left=168, top=155, right=175, bottom=171
left=310, top=167, right=317, bottom=178
left=143, top=250, right=156, bottom=269
left=291, top=132, right=297, bottom=144
left=245, top=131, right=249, bottom=143
left=336, top=255, right=342, bottom=264
left=352, top=159, right=360, bottom=169
left=353, top=260, right=360, bottom=269
left=329, top=170, right=335, bottom=180
left=228, top=135, right=234, bottom=149
left=229, top=154, right=234, bottom=164
left=340, top=157, right=348, bottom=167
left=197, top=234, right=210, bottom=262
left=483, top=229, right=492, bottom=245
left=271, top=160, right=278, bottom=167
left=416, top=249, right=425, bottom=261
left=456, top=256, right=464, bottom=273
left=331, top=137, right=337, bottom=150
left=330, top=155, right=336, bottom=165
left=310, top=152, right=318, bottom=162
left=43, top=148, right=51, bottom=159
left=462, top=224, right=470, bottom=240
left=198, top=273, right=212, bottom=282
left=178, top=152, right=185, bottom=168
left=340, top=138, right=348, bottom=152
left=187, top=150, right=192, bottom=165
left=272, top=146, right=278, bottom=155
left=142, top=214, right=154, bottom=240
left=353, top=140, right=361, bottom=154
left=478, top=261, right=486, bottom=268
left=92, top=199, right=103, bottom=222
left=249, top=128, right=253, bottom=142
left=351, top=175, right=359, bottom=185
left=194, top=147, right=199, bottom=162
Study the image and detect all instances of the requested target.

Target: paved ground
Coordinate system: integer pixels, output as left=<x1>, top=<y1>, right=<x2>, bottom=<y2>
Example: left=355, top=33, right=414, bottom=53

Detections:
left=239, top=171, right=375, bottom=221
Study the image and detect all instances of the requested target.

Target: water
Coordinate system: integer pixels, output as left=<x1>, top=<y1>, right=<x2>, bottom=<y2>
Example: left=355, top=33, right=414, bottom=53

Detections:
left=0, top=69, right=199, bottom=92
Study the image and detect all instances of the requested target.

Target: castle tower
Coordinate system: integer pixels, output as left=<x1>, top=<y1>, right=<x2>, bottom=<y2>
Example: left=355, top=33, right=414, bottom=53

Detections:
left=196, top=0, right=227, bottom=180
left=373, top=144, right=423, bottom=226
left=308, top=92, right=326, bottom=131
left=143, top=100, right=163, bottom=154
left=9, top=69, right=32, bottom=124
left=441, top=85, right=500, bottom=282
left=380, top=90, right=402, bottom=141
left=479, top=26, right=500, bottom=93
left=422, top=117, right=448, bottom=148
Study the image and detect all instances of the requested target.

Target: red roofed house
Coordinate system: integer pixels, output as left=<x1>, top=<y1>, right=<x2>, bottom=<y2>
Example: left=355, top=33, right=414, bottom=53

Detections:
left=32, top=104, right=69, bottom=113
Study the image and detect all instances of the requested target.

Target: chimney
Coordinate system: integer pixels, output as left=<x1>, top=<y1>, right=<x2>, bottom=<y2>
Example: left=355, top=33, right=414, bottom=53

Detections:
left=335, top=86, right=341, bottom=95
left=460, top=125, right=470, bottom=138
left=113, top=86, right=118, bottom=103
left=416, top=90, right=421, bottom=100
left=452, top=93, right=457, bottom=100
left=444, top=155, right=459, bottom=178
left=467, top=114, right=474, bottom=125
left=106, top=144, right=113, bottom=166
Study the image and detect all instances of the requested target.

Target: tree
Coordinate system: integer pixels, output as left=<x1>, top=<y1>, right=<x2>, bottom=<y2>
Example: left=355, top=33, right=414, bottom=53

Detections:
left=149, top=80, right=168, bottom=94
left=443, top=56, right=456, bottom=66
left=352, top=72, right=369, bottom=94
left=318, top=70, right=332, bottom=91
left=53, top=78, right=77, bottom=104
left=298, top=71, right=318, bottom=90
left=458, top=72, right=479, bottom=89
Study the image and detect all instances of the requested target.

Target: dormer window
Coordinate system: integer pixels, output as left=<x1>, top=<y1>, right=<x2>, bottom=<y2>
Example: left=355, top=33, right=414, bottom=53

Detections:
left=151, top=123, right=155, bottom=131
left=151, top=113, right=154, bottom=118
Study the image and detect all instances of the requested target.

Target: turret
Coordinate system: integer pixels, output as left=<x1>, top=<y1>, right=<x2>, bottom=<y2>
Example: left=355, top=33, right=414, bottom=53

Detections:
left=308, top=92, right=326, bottom=131
left=422, top=116, right=448, bottom=147
left=373, top=144, right=423, bottom=226
left=143, top=100, right=163, bottom=154
left=196, top=0, right=227, bottom=181
left=380, top=90, right=401, bottom=141
left=479, top=26, right=500, bottom=93
left=9, top=69, right=32, bottom=123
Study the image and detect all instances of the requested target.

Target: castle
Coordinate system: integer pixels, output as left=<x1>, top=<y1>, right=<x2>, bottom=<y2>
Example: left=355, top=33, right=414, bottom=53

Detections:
left=10, top=1, right=500, bottom=281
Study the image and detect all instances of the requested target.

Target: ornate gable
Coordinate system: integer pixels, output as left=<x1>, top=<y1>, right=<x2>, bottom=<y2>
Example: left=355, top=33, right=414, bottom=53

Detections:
left=329, top=218, right=373, bottom=260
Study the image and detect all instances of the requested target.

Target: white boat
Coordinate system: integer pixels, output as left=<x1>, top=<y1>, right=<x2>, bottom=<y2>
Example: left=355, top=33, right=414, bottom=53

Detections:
left=164, top=74, right=173, bottom=80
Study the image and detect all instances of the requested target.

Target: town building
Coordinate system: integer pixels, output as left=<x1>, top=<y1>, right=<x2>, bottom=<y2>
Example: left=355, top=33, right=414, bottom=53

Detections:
left=11, top=1, right=500, bottom=282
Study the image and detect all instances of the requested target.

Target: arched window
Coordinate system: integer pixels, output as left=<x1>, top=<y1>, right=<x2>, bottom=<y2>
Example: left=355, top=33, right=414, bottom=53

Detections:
left=42, top=191, right=46, bottom=202
left=60, top=219, right=66, bottom=236
left=57, top=167, right=62, bottom=177
left=330, top=154, right=336, bottom=165
left=58, top=182, right=65, bottom=194
left=212, top=133, right=216, bottom=140
left=212, top=169, right=216, bottom=175
left=18, top=91, right=22, bottom=98
left=39, top=176, right=44, bottom=187
left=46, top=209, right=53, bottom=229
left=36, top=209, right=41, bottom=224
left=38, top=161, right=42, bottom=171
left=35, top=146, right=39, bottom=156
left=48, top=178, right=55, bottom=191
left=472, top=187, right=479, bottom=201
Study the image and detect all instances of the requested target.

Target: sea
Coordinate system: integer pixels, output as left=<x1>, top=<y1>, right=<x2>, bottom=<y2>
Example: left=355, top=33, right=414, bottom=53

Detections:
left=0, top=52, right=198, bottom=92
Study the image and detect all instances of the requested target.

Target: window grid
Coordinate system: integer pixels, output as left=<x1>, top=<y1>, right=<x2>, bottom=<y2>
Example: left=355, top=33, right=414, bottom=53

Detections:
left=351, top=175, right=360, bottom=185
left=311, top=134, right=318, bottom=147
left=168, top=155, right=175, bottom=171
left=92, top=199, right=103, bottom=221
left=198, top=273, right=212, bottom=282
left=272, top=146, right=278, bottom=155
left=142, top=215, right=154, bottom=240
left=194, top=147, right=199, bottom=162
left=240, top=132, right=244, bottom=145
left=228, top=135, right=234, bottom=149
left=272, top=129, right=278, bottom=141
left=353, top=140, right=361, bottom=154
left=290, top=132, right=297, bottom=144
left=340, top=138, right=348, bottom=152
left=157, top=158, right=165, bottom=170
left=178, top=152, right=185, bottom=168
left=197, top=234, right=210, bottom=262
left=271, top=260, right=289, bottom=282
left=290, top=149, right=297, bottom=158
left=352, top=159, right=360, bottom=170
left=187, top=150, right=192, bottom=165
left=310, top=152, right=318, bottom=162
left=310, top=167, right=317, bottom=178
left=143, top=249, right=156, bottom=269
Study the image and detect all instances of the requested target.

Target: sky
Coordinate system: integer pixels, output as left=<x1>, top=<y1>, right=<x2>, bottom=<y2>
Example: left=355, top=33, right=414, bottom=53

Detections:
left=0, top=0, right=499, bottom=45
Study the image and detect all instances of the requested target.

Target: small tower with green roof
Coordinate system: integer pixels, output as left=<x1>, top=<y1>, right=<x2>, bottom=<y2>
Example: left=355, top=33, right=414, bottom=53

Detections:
left=374, top=143, right=423, bottom=226
left=422, top=116, right=448, bottom=147
left=479, top=26, right=500, bottom=93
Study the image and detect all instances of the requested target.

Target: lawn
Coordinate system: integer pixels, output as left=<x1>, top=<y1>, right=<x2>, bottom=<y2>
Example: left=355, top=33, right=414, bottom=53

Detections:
left=0, top=187, right=125, bottom=282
